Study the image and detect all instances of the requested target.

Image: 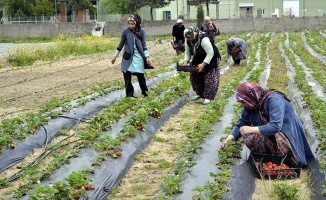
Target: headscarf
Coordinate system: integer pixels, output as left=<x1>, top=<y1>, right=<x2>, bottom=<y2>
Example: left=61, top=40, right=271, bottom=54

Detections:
left=184, top=26, right=205, bottom=55
left=177, top=19, right=183, bottom=24
left=227, top=38, right=236, bottom=48
left=236, top=82, right=263, bottom=110
left=128, top=13, right=142, bottom=39
left=236, top=82, right=291, bottom=122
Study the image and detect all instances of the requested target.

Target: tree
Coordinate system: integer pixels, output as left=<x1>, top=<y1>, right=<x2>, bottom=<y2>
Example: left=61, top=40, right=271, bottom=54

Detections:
left=102, top=0, right=171, bottom=19
left=67, top=0, right=96, bottom=15
left=101, top=0, right=131, bottom=16
left=0, top=0, right=34, bottom=17
left=124, top=0, right=147, bottom=12
left=146, top=0, right=171, bottom=20
left=33, top=0, right=54, bottom=16
left=188, top=0, right=220, bottom=18
left=197, top=4, right=204, bottom=28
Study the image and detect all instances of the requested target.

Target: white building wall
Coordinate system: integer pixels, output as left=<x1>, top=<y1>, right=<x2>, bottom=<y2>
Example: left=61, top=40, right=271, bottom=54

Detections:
left=283, top=0, right=300, bottom=17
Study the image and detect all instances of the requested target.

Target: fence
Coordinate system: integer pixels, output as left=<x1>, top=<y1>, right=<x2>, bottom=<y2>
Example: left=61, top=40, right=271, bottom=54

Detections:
left=0, top=17, right=326, bottom=38
left=8, top=16, right=56, bottom=24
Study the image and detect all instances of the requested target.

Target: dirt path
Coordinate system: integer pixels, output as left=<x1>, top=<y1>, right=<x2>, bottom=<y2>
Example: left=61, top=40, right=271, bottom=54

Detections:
left=0, top=40, right=177, bottom=120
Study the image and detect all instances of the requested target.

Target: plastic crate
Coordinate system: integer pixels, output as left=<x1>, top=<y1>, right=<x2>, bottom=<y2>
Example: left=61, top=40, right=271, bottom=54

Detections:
left=171, top=41, right=178, bottom=49
left=176, top=63, right=205, bottom=72
left=248, top=152, right=301, bottom=179
left=176, top=65, right=197, bottom=72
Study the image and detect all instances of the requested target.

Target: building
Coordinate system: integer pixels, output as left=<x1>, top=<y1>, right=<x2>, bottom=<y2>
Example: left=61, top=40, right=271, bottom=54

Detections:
left=1, top=0, right=325, bottom=24
left=99, top=0, right=326, bottom=22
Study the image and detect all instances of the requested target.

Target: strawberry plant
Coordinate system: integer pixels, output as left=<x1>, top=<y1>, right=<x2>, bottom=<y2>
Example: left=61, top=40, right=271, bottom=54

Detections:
left=129, top=108, right=149, bottom=130
left=94, top=135, right=119, bottom=151
left=161, top=175, right=183, bottom=195
left=273, top=182, right=300, bottom=200
left=120, top=125, right=137, bottom=139
left=29, top=185, right=58, bottom=200
left=145, top=100, right=164, bottom=118
left=0, top=178, right=9, bottom=189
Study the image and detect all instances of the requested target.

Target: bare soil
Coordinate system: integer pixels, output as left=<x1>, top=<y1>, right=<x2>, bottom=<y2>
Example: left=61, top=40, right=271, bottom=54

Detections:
left=0, top=39, right=176, bottom=121
left=0, top=39, right=177, bottom=199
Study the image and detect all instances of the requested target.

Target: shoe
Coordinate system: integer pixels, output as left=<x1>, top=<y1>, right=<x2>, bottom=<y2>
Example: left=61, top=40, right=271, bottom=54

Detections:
left=191, top=95, right=200, bottom=101
left=142, top=92, right=148, bottom=97
left=203, top=99, right=211, bottom=105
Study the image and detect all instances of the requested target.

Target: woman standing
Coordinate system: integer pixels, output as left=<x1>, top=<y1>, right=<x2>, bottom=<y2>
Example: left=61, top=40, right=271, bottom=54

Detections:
left=226, top=37, right=247, bottom=66
left=200, top=16, right=219, bottom=39
left=183, top=27, right=221, bottom=105
left=111, top=13, right=151, bottom=97
left=221, top=82, right=314, bottom=167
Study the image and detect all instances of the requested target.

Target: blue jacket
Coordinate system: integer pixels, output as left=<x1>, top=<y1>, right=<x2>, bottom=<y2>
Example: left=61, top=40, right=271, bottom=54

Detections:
left=231, top=93, right=314, bottom=166
left=116, top=27, right=149, bottom=73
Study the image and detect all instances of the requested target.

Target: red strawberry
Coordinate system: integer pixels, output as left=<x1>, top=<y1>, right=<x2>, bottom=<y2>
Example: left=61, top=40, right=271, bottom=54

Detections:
left=115, top=150, right=121, bottom=156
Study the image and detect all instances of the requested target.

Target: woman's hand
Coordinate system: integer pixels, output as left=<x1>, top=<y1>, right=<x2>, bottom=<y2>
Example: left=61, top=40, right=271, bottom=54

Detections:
left=220, top=135, right=235, bottom=150
left=197, top=63, right=205, bottom=72
left=220, top=141, right=228, bottom=150
left=111, top=57, right=116, bottom=64
left=183, top=61, right=189, bottom=66
left=239, top=126, right=260, bottom=136
left=146, top=57, right=151, bottom=65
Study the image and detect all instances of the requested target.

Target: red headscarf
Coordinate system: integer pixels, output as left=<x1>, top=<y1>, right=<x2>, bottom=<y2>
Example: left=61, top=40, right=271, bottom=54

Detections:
left=236, top=82, right=263, bottom=110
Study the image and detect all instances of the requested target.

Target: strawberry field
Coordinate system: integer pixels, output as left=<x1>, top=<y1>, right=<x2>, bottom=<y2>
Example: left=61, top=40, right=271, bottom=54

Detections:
left=0, top=30, right=326, bottom=200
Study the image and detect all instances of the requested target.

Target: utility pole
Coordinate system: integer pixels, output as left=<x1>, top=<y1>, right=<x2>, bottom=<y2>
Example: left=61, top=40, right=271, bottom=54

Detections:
left=177, top=0, right=179, bottom=19
left=229, top=0, right=230, bottom=19
left=54, top=0, right=56, bottom=18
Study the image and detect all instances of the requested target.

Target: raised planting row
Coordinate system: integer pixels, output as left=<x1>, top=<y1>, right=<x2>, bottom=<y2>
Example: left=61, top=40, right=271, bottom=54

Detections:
left=2, top=31, right=325, bottom=199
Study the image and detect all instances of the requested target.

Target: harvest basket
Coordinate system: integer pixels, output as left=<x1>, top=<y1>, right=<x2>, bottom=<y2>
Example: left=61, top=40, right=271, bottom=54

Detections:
left=171, top=41, right=178, bottom=50
left=248, top=152, right=301, bottom=179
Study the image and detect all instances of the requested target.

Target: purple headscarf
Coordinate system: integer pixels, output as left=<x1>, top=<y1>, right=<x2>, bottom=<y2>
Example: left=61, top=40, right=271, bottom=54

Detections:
left=236, top=82, right=263, bottom=110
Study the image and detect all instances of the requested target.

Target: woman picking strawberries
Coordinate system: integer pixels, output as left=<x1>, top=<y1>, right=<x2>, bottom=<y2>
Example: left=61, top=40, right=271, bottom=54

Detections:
left=221, top=82, right=314, bottom=167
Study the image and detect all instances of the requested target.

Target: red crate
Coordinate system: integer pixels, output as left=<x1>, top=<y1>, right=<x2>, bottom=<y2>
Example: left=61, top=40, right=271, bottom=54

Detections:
left=171, top=41, right=178, bottom=49
left=248, top=152, right=301, bottom=179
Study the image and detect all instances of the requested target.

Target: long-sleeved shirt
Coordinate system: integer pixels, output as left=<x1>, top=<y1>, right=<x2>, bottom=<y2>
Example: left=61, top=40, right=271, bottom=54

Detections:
left=231, top=92, right=314, bottom=166
left=184, top=37, right=214, bottom=64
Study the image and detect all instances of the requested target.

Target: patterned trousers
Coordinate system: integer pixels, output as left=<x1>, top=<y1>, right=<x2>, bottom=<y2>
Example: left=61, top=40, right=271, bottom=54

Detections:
left=244, top=132, right=298, bottom=164
left=190, top=66, right=220, bottom=100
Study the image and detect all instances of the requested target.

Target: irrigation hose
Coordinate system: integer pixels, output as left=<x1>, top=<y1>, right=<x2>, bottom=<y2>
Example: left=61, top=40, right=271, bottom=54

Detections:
left=6, top=139, right=80, bottom=182
left=6, top=118, right=84, bottom=182
left=58, top=115, right=89, bottom=123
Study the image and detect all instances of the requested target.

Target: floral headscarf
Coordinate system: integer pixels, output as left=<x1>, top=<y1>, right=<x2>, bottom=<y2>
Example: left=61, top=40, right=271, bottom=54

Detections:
left=236, top=82, right=263, bottom=110
left=184, top=26, right=205, bottom=55
left=128, top=13, right=142, bottom=39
